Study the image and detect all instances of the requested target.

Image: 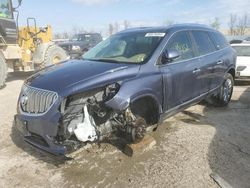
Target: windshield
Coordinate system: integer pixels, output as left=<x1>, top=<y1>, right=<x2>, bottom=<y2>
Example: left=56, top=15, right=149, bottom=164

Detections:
left=232, top=46, right=250, bottom=57
left=71, top=34, right=92, bottom=42
left=83, top=32, right=165, bottom=64
left=0, top=0, right=12, bottom=19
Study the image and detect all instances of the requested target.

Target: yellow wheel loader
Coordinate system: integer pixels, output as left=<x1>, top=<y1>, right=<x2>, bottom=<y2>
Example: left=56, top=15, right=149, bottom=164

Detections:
left=0, top=0, right=67, bottom=88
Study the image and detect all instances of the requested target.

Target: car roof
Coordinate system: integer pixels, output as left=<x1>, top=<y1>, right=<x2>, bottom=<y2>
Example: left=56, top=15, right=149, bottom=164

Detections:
left=117, top=23, right=216, bottom=34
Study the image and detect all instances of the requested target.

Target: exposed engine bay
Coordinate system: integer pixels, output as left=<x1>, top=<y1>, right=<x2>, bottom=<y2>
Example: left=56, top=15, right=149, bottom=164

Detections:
left=56, top=84, right=147, bottom=152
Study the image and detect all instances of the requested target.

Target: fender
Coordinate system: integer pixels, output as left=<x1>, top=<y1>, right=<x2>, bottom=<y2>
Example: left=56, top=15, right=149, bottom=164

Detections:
left=220, top=65, right=235, bottom=85
left=212, top=65, right=236, bottom=95
left=105, top=71, right=163, bottom=112
left=105, top=87, right=163, bottom=114
left=225, top=65, right=236, bottom=77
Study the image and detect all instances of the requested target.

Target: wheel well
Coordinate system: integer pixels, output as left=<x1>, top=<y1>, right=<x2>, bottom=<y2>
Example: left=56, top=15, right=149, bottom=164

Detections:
left=130, top=96, right=160, bottom=125
left=228, top=68, right=235, bottom=79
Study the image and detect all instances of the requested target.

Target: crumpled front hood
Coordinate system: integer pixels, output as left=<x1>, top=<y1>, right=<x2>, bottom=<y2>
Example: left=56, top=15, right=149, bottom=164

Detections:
left=25, top=60, right=140, bottom=96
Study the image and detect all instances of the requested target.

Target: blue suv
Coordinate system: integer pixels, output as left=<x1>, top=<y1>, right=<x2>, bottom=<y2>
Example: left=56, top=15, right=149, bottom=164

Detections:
left=15, top=24, right=236, bottom=155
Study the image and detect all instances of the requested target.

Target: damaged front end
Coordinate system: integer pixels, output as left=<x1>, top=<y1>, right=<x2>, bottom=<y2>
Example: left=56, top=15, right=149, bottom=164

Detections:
left=16, top=83, right=147, bottom=156
left=57, top=83, right=147, bottom=154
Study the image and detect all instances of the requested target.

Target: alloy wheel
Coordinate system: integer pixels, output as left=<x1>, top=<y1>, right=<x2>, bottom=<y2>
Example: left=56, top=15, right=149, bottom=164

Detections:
left=223, top=78, right=233, bottom=102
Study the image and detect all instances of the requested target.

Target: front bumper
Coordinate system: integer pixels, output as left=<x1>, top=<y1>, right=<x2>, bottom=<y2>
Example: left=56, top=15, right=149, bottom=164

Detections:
left=14, top=107, right=67, bottom=156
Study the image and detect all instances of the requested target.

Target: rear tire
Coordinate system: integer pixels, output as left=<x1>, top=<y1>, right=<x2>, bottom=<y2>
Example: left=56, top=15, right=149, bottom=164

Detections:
left=0, top=54, right=7, bottom=89
left=43, top=45, right=67, bottom=67
left=207, top=73, right=234, bottom=107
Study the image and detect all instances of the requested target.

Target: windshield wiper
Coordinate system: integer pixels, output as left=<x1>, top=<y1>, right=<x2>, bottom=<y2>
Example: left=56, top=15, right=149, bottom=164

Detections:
left=89, top=58, right=122, bottom=64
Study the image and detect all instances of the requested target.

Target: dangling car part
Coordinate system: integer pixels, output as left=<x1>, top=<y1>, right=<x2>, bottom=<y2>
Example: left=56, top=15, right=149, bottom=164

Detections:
left=56, top=86, right=147, bottom=153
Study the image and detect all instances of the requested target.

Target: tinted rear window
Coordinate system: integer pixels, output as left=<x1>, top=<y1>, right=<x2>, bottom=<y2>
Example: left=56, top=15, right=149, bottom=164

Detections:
left=209, top=32, right=229, bottom=50
left=191, top=31, right=216, bottom=56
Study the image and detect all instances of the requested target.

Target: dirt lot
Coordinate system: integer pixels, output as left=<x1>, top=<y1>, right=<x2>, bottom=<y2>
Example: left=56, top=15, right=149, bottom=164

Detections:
left=0, top=73, right=250, bottom=188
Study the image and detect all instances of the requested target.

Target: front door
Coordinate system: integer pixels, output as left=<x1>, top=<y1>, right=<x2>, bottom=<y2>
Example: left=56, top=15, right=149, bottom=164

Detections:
left=160, top=31, right=201, bottom=110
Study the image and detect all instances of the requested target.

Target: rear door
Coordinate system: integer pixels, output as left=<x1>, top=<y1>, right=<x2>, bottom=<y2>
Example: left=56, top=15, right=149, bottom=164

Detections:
left=190, top=30, right=217, bottom=94
left=160, top=31, right=201, bottom=110
left=209, top=32, right=229, bottom=89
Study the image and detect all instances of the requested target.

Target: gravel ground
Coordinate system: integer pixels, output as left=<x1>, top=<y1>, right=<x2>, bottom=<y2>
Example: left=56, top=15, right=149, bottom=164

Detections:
left=0, top=73, right=250, bottom=188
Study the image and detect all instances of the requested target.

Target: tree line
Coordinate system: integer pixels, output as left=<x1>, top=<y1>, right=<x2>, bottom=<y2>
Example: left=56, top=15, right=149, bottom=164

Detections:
left=228, top=13, right=249, bottom=35
left=54, top=14, right=250, bottom=39
left=53, top=20, right=130, bottom=39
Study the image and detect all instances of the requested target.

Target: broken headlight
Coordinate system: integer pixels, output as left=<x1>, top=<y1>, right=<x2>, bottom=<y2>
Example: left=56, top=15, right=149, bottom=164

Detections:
left=103, top=83, right=120, bottom=101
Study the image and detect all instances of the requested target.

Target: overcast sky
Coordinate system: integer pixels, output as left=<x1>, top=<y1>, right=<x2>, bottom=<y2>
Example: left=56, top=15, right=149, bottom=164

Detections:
left=17, top=0, right=250, bottom=36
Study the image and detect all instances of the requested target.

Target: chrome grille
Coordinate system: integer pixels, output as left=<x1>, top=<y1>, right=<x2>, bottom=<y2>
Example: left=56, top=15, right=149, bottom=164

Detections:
left=20, top=85, right=58, bottom=114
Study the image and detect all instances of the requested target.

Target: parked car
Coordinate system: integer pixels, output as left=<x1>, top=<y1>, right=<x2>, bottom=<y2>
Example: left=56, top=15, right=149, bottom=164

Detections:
left=58, top=33, right=102, bottom=59
left=15, top=24, right=236, bottom=156
left=226, top=36, right=250, bottom=44
left=244, top=36, right=250, bottom=42
left=231, top=43, right=250, bottom=80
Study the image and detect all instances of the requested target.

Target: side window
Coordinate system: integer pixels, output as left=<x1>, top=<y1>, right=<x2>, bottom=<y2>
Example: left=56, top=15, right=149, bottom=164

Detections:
left=209, top=32, right=229, bottom=50
left=0, top=0, right=12, bottom=19
left=166, top=31, right=194, bottom=62
left=191, top=31, right=216, bottom=56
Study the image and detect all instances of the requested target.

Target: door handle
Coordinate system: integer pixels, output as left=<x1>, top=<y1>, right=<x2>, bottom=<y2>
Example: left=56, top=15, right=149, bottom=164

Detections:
left=193, top=68, right=201, bottom=74
left=217, top=60, right=223, bottom=65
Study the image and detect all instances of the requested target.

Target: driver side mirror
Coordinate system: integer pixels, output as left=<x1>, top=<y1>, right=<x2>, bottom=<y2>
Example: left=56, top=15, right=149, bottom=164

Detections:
left=162, top=49, right=180, bottom=64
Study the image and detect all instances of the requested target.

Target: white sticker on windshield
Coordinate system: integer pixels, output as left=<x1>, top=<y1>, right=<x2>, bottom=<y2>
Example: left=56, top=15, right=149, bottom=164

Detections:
left=145, top=33, right=166, bottom=37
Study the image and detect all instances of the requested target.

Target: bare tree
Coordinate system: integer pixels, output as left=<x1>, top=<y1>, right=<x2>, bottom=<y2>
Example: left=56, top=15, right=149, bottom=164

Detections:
left=124, top=20, right=130, bottom=29
left=114, top=22, right=119, bottom=33
left=72, top=25, right=86, bottom=35
left=228, top=14, right=237, bottom=35
left=62, top=32, right=70, bottom=39
left=109, top=23, right=114, bottom=36
left=237, top=13, right=248, bottom=35
left=164, top=20, right=175, bottom=26
left=53, top=33, right=62, bottom=39
left=210, top=17, right=220, bottom=30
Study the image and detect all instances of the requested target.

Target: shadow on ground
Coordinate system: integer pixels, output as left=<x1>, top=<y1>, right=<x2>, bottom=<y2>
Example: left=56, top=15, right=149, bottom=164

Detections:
left=182, top=82, right=250, bottom=188
left=235, top=80, right=250, bottom=86
left=207, top=85, right=250, bottom=188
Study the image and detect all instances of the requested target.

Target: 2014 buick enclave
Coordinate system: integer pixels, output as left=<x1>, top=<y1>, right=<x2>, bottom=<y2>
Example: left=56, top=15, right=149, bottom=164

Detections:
left=15, top=24, right=236, bottom=155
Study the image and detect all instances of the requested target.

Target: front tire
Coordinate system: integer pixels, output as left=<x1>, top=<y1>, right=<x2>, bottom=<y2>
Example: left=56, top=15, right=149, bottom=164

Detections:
left=0, top=54, right=7, bottom=89
left=43, top=45, right=67, bottom=67
left=209, top=73, right=234, bottom=107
